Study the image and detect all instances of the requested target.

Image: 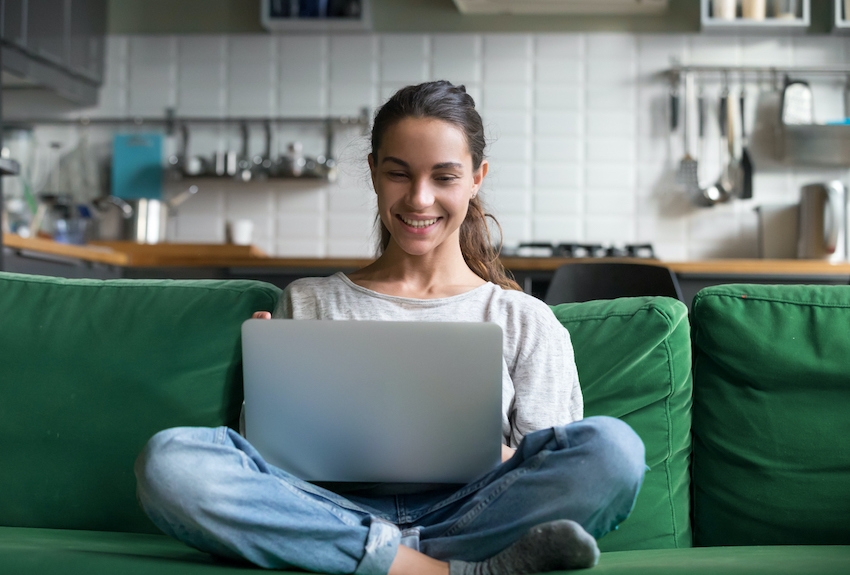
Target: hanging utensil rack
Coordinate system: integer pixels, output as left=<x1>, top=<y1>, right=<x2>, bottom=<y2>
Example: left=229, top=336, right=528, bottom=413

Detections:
left=666, top=64, right=850, bottom=84
left=667, top=64, right=850, bottom=168
left=2, top=110, right=371, bottom=168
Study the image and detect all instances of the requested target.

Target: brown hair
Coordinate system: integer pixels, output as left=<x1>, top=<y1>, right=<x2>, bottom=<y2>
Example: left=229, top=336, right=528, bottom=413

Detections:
left=370, top=81, right=521, bottom=291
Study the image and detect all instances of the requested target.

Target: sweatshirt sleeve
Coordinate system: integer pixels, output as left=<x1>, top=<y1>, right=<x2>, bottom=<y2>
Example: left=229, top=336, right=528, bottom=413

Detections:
left=507, top=304, right=583, bottom=447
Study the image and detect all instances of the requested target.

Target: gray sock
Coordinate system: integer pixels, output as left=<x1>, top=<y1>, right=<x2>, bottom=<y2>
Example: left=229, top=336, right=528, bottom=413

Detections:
left=449, top=520, right=600, bottom=575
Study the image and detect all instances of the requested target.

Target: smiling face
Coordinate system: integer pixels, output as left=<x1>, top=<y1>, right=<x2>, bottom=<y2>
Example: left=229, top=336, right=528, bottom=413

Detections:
left=369, top=116, right=488, bottom=260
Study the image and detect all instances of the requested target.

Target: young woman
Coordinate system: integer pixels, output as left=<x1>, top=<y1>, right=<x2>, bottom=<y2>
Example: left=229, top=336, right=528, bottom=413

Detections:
left=135, top=81, right=645, bottom=575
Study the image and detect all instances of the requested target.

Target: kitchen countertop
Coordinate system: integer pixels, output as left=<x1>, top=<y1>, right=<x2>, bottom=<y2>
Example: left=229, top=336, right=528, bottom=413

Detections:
left=5, top=235, right=850, bottom=276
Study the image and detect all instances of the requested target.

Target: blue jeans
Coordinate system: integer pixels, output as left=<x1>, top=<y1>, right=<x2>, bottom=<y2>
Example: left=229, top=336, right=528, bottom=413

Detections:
left=135, top=416, right=645, bottom=575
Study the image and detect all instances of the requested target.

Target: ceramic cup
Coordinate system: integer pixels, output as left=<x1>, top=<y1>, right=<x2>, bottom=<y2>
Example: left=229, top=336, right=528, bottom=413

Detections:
left=772, top=0, right=798, bottom=18
left=742, top=0, right=766, bottom=19
left=713, top=0, right=737, bottom=19
left=227, top=219, right=254, bottom=246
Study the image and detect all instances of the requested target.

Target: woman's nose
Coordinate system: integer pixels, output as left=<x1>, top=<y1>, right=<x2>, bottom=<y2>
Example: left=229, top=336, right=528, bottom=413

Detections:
left=407, top=178, right=435, bottom=209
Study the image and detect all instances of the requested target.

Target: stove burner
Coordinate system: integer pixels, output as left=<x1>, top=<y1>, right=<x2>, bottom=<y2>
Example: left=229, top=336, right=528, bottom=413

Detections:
left=513, top=243, right=656, bottom=259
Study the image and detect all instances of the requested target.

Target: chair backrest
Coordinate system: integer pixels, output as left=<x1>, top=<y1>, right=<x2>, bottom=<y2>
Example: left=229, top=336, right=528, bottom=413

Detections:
left=544, top=262, right=684, bottom=305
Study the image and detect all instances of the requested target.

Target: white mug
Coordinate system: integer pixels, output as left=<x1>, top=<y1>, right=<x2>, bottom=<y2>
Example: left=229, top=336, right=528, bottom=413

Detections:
left=227, top=219, right=254, bottom=246
left=742, top=0, right=766, bottom=19
left=713, top=0, right=737, bottom=19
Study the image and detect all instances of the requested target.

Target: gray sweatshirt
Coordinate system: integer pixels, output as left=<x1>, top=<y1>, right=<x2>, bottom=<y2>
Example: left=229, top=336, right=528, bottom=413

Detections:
left=272, top=272, right=583, bottom=447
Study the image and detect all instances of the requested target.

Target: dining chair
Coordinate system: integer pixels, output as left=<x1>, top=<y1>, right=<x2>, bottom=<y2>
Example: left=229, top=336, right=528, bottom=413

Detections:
left=543, top=262, right=684, bottom=305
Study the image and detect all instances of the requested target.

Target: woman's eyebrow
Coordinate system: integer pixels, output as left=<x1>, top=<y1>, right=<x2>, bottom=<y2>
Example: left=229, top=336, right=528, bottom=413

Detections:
left=381, top=157, right=464, bottom=171
left=381, top=156, right=409, bottom=168
left=432, top=162, right=463, bottom=170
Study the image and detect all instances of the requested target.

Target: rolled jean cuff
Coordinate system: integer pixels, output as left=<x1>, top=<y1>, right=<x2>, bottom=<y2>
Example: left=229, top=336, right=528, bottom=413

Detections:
left=353, top=517, right=401, bottom=575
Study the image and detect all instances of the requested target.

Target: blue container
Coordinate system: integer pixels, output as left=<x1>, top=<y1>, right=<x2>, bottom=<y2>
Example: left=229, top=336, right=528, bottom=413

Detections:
left=111, top=133, right=163, bottom=200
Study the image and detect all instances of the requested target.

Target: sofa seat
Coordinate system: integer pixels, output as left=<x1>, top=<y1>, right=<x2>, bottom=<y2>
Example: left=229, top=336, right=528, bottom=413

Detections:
left=2, top=527, right=848, bottom=575
left=0, top=527, right=257, bottom=574
left=594, top=546, right=850, bottom=574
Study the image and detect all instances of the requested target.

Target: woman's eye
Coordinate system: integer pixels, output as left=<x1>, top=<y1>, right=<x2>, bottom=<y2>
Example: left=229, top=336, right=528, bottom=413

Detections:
left=387, top=171, right=408, bottom=179
left=435, top=175, right=459, bottom=183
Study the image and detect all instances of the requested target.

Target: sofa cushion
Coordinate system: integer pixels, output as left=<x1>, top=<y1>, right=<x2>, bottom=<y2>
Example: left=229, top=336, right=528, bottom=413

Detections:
left=0, top=273, right=281, bottom=535
left=551, top=297, right=692, bottom=551
left=691, top=284, right=850, bottom=546
left=4, top=527, right=847, bottom=575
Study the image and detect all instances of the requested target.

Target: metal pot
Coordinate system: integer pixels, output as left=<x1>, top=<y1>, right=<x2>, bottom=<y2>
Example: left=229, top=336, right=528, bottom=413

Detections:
left=126, top=185, right=199, bottom=244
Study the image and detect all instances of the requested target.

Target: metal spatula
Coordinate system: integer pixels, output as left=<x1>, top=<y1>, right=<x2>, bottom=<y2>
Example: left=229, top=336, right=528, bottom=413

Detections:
left=676, top=74, right=700, bottom=198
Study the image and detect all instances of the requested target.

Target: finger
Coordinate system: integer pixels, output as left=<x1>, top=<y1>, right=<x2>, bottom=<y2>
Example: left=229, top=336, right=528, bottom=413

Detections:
left=252, top=311, right=272, bottom=320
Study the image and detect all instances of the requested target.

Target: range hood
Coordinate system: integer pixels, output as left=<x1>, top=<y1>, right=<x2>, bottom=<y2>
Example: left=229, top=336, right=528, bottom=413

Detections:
left=453, top=0, right=668, bottom=14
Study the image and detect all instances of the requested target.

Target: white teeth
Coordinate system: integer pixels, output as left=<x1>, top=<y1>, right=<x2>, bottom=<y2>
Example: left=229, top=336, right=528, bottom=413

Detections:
left=401, top=217, right=438, bottom=228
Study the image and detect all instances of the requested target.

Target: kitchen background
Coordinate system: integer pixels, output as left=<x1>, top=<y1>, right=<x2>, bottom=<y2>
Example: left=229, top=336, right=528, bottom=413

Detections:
left=3, top=3, right=850, bottom=260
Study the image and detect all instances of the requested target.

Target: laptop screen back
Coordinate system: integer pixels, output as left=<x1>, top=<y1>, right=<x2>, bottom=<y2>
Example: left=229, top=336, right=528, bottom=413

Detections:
left=241, top=319, right=503, bottom=483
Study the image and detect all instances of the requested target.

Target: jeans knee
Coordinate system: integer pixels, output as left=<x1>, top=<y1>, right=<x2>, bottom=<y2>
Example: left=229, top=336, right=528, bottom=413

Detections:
left=135, top=426, right=218, bottom=513
left=581, top=416, right=646, bottom=495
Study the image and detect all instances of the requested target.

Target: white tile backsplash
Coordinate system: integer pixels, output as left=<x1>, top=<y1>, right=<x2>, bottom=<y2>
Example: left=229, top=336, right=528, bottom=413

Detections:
left=791, top=37, right=846, bottom=66
left=41, top=32, right=850, bottom=259
left=431, top=35, right=481, bottom=84
left=585, top=58, right=636, bottom=86
left=586, top=190, right=636, bottom=216
left=481, top=84, right=532, bottom=111
left=380, top=35, right=429, bottom=84
left=535, top=59, right=582, bottom=85
left=534, top=164, right=581, bottom=189
left=330, top=36, right=378, bottom=85
left=483, top=57, right=531, bottom=84
left=277, top=213, right=324, bottom=240
left=534, top=190, right=582, bottom=214
left=484, top=111, right=531, bottom=136
left=486, top=188, right=530, bottom=215
left=487, top=135, right=532, bottom=162
left=534, top=111, right=582, bottom=136
left=586, top=163, right=635, bottom=190
left=483, top=35, right=532, bottom=60
left=535, top=86, right=581, bottom=111
left=535, top=35, right=583, bottom=59
left=586, top=138, right=635, bottom=163
left=534, top=137, right=582, bottom=163
left=532, top=215, right=582, bottom=242
left=586, top=34, right=637, bottom=60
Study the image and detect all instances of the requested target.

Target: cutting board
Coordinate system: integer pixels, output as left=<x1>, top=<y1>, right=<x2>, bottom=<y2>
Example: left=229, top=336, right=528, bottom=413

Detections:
left=111, top=133, right=163, bottom=200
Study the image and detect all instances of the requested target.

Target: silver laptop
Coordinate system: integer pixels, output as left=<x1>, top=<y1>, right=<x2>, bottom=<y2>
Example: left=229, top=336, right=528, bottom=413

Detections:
left=241, top=319, right=503, bottom=484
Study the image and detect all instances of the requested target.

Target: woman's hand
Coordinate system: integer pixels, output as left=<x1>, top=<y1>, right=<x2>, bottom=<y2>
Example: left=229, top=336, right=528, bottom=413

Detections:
left=252, top=311, right=272, bottom=319
left=501, top=444, right=516, bottom=463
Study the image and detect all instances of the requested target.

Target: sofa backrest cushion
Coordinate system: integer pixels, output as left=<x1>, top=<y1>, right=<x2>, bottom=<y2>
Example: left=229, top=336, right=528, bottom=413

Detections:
left=551, top=296, right=693, bottom=551
left=691, top=284, right=850, bottom=546
left=0, top=272, right=281, bottom=534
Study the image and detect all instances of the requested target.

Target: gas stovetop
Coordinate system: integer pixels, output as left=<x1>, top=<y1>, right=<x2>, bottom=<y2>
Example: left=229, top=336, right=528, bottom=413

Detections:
left=504, top=243, right=656, bottom=259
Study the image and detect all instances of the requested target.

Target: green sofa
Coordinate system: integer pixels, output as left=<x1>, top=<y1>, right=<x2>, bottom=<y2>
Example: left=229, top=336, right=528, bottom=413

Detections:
left=0, top=271, right=848, bottom=574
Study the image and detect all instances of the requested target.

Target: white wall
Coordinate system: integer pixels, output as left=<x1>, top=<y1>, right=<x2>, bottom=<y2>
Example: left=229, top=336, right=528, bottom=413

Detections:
left=15, top=32, right=850, bottom=259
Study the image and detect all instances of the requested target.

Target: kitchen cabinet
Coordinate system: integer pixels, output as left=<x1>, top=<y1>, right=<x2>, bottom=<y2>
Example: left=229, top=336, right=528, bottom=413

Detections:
left=26, top=0, right=69, bottom=67
left=69, top=0, right=105, bottom=82
left=0, top=0, right=106, bottom=105
left=1, top=0, right=25, bottom=49
left=700, top=0, right=811, bottom=32
left=260, top=0, right=372, bottom=31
